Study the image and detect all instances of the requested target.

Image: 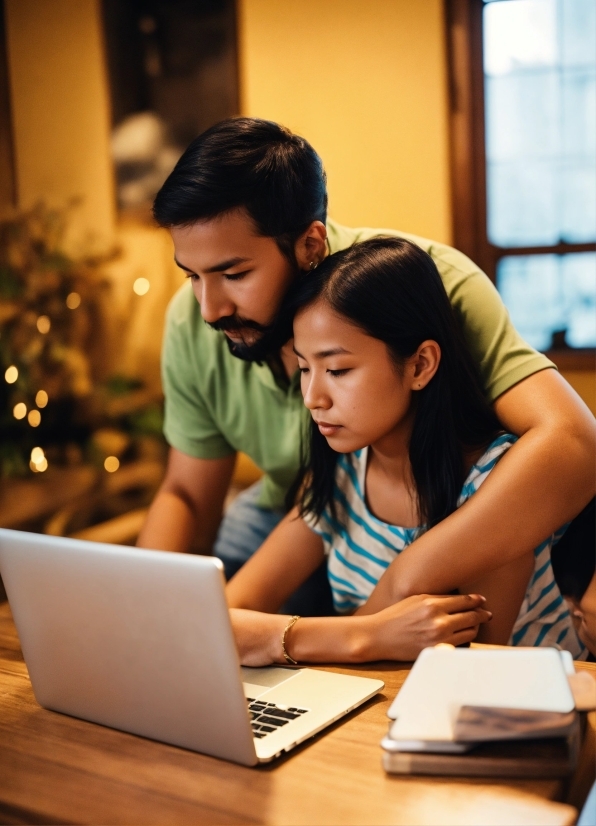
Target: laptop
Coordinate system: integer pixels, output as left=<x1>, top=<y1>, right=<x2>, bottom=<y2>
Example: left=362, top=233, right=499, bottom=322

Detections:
left=0, top=528, right=383, bottom=766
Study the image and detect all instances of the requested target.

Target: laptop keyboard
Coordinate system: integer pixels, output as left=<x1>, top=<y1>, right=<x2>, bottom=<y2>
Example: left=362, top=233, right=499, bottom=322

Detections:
left=246, top=698, right=309, bottom=739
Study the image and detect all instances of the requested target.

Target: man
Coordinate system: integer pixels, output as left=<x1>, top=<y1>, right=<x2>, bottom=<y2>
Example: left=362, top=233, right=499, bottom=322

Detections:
left=137, top=117, right=595, bottom=614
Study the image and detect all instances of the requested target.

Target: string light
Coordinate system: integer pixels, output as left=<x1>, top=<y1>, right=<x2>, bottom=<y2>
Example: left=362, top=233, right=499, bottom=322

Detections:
left=13, top=402, right=27, bottom=419
left=36, top=315, right=51, bottom=334
left=66, top=292, right=81, bottom=309
left=133, top=277, right=150, bottom=296
left=5, top=365, right=18, bottom=383
left=36, top=390, right=48, bottom=408
left=28, top=409, right=41, bottom=427
left=104, top=456, right=120, bottom=472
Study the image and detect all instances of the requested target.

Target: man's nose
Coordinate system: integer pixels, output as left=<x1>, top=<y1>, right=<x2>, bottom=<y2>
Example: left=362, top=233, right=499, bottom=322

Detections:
left=198, top=280, right=235, bottom=324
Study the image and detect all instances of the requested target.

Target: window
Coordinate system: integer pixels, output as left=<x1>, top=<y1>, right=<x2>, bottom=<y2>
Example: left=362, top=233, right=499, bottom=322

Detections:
left=447, top=0, right=595, bottom=362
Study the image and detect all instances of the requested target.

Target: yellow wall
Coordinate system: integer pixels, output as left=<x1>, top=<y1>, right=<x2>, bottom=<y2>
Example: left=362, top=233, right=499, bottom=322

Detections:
left=4, top=0, right=115, bottom=251
left=4, top=0, right=594, bottom=412
left=238, top=0, right=453, bottom=243
left=103, top=222, right=184, bottom=393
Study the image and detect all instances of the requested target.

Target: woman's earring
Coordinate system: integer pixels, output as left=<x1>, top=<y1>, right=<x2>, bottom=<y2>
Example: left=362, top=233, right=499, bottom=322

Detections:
left=309, top=260, right=317, bottom=270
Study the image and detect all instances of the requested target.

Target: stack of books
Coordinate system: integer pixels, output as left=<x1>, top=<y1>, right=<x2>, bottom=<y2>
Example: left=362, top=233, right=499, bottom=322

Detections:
left=381, top=646, right=595, bottom=777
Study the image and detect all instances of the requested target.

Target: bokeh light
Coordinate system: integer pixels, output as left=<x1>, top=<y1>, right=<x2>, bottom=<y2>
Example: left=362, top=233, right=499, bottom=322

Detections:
left=13, top=402, right=27, bottom=420
left=133, top=277, right=150, bottom=296
left=28, top=409, right=41, bottom=427
left=31, top=447, right=45, bottom=463
left=66, top=292, right=81, bottom=309
left=5, top=365, right=18, bottom=383
left=36, top=390, right=49, bottom=408
left=30, top=447, right=48, bottom=473
left=36, top=315, right=51, bottom=334
left=104, top=455, right=120, bottom=472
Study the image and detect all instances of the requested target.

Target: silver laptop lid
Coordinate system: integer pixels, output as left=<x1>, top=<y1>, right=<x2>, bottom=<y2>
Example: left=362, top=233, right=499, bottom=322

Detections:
left=0, top=529, right=258, bottom=766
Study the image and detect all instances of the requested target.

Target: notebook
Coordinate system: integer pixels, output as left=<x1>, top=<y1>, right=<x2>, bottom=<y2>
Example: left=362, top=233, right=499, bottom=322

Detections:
left=384, top=646, right=576, bottom=753
left=380, top=646, right=591, bottom=777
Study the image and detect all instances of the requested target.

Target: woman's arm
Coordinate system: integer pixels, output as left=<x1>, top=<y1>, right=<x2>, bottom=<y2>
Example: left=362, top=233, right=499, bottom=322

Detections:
left=226, top=508, right=326, bottom=612
left=358, top=369, right=595, bottom=614
left=231, top=594, right=492, bottom=666
left=226, top=509, right=491, bottom=664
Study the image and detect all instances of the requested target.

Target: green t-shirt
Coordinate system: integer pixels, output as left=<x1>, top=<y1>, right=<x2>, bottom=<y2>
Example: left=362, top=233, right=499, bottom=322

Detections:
left=162, top=219, right=554, bottom=510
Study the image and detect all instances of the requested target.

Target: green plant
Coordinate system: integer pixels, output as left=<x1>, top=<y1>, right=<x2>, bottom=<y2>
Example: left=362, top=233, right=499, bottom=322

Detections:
left=0, top=203, right=165, bottom=478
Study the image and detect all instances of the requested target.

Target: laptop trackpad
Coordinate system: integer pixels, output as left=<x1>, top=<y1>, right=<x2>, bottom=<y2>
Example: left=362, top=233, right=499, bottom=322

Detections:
left=241, top=666, right=300, bottom=698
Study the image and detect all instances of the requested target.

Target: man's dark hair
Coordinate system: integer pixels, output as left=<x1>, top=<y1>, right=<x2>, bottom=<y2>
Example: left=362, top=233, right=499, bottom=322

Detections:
left=286, top=237, right=501, bottom=529
left=153, top=117, right=327, bottom=261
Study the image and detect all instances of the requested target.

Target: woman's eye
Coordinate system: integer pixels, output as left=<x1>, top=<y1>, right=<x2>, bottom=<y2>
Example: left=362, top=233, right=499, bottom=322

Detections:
left=328, top=369, right=349, bottom=377
left=223, top=270, right=249, bottom=282
left=298, top=366, right=310, bottom=374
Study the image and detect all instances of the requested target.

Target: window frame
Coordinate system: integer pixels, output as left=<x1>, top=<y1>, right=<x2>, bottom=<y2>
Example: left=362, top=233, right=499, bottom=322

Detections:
left=445, top=0, right=596, bottom=369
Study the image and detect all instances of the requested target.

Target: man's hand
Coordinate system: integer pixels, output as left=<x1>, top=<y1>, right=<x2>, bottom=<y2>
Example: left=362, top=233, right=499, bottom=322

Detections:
left=136, top=448, right=236, bottom=554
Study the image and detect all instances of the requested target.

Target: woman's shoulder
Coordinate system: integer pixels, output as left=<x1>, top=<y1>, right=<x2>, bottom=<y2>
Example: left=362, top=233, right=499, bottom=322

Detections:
left=458, top=433, right=517, bottom=504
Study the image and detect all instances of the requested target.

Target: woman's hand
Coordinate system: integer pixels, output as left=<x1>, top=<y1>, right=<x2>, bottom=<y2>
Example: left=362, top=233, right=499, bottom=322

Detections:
left=359, top=593, right=492, bottom=662
left=230, top=608, right=288, bottom=667
left=230, top=594, right=492, bottom=668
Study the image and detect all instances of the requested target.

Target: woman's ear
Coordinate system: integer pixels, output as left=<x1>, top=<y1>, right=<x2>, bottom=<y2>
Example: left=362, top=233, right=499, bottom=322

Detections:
left=294, top=221, right=327, bottom=272
left=409, top=340, right=441, bottom=390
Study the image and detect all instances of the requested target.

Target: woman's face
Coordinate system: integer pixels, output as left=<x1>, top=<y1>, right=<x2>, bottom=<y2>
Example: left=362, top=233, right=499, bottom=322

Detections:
left=293, top=299, right=432, bottom=454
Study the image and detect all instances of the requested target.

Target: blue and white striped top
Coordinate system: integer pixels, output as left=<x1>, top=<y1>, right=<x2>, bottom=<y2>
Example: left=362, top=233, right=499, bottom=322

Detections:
left=305, top=433, right=585, bottom=658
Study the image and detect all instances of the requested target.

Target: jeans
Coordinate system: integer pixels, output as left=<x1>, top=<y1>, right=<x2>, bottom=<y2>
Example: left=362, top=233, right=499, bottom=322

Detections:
left=578, top=782, right=596, bottom=826
left=213, top=481, right=335, bottom=617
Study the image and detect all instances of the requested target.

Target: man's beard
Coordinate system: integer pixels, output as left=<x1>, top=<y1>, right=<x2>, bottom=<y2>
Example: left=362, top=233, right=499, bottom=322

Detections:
left=205, top=272, right=305, bottom=362
left=207, top=313, right=293, bottom=362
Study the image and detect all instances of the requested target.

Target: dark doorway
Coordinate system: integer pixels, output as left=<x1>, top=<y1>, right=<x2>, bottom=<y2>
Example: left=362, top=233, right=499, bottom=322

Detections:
left=101, top=0, right=239, bottom=211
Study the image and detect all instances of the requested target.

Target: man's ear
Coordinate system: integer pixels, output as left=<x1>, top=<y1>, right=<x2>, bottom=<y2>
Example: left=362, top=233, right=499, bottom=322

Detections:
left=294, top=221, right=327, bottom=272
left=409, top=340, right=441, bottom=390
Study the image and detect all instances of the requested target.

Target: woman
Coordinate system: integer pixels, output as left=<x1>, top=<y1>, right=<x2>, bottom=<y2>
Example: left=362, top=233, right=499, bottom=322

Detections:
left=227, top=238, right=584, bottom=665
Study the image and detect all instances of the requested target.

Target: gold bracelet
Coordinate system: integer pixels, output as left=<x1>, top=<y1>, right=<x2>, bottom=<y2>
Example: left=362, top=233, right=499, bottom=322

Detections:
left=281, top=615, right=301, bottom=665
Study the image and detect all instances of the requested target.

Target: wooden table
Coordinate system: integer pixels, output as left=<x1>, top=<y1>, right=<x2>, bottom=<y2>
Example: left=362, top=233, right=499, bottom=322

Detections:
left=0, top=600, right=592, bottom=826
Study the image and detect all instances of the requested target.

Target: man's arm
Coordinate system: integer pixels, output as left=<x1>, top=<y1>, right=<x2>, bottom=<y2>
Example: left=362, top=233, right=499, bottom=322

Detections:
left=137, top=447, right=236, bottom=553
left=358, top=369, right=596, bottom=613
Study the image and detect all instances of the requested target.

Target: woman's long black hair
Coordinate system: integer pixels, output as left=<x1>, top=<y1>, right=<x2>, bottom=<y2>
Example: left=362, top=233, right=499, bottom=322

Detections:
left=285, top=237, right=501, bottom=529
